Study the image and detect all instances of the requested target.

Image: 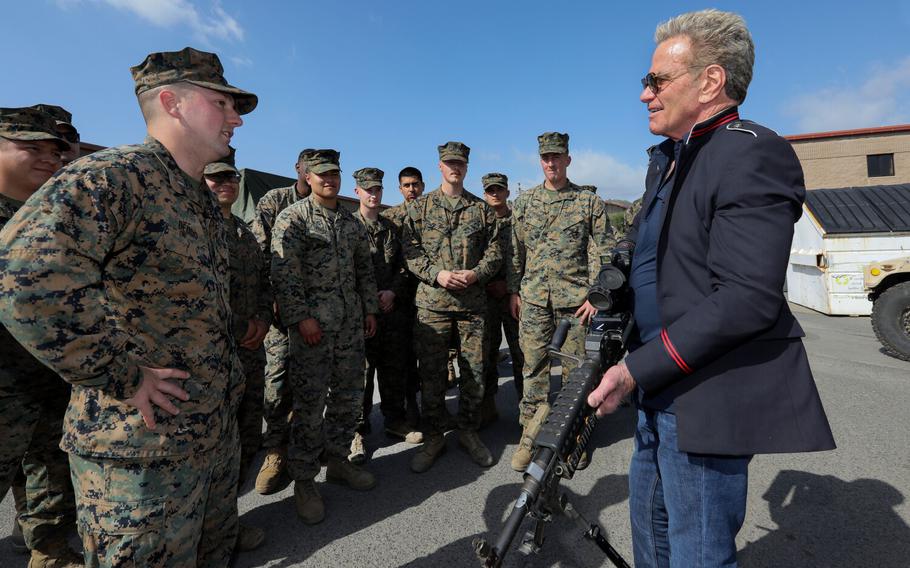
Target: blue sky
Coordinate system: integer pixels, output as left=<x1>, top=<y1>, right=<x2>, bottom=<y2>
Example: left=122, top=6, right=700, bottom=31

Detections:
left=4, top=1, right=910, bottom=204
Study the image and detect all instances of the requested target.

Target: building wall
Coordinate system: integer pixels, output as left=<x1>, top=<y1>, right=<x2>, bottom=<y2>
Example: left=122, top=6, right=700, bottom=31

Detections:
left=789, top=131, right=910, bottom=189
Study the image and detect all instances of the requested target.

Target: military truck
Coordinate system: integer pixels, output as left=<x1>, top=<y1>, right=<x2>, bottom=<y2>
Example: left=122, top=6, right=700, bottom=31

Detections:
left=864, top=256, right=910, bottom=361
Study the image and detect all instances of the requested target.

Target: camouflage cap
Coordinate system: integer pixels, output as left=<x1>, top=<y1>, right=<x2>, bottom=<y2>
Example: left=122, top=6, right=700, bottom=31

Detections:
left=305, top=149, right=341, bottom=174
left=482, top=172, right=509, bottom=190
left=438, top=141, right=470, bottom=163
left=130, top=47, right=258, bottom=115
left=0, top=107, right=69, bottom=149
left=538, top=131, right=569, bottom=155
left=32, top=104, right=80, bottom=145
left=297, top=147, right=317, bottom=163
left=203, top=146, right=239, bottom=176
left=353, top=167, right=384, bottom=189
left=579, top=184, right=597, bottom=193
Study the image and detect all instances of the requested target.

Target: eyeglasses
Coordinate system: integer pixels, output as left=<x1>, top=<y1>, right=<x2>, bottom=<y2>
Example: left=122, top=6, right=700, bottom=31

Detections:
left=640, top=69, right=691, bottom=95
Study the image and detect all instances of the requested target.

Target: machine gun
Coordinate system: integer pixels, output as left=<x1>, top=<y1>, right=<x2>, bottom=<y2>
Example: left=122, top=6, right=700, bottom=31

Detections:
left=473, top=265, right=633, bottom=568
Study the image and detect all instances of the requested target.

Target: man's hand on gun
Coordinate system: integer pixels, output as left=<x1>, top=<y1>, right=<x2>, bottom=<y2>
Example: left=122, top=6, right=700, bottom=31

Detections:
left=587, top=362, right=636, bottom=417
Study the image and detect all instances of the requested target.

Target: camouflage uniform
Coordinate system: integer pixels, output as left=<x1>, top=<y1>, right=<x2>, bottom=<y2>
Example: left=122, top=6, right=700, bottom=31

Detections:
left=250, top=183, right=308, bottom=449
left=1, top=196, right=77, bottom=555
left=380, top=203, right=421, bottom=409
left=353, top=208, right=410, bottom=426
left=508, top=133, right=614, bottom=426
left=0, top=107, right=77, bottom=558
left=402, top=178, right=502, bottom=434
left=271, top=180, right=379, bottom=481
left=223, top=214, right=272, bottom=474
left=485, top=211, right=525, bottom=397
left=0, top=48, right=258, bottom=567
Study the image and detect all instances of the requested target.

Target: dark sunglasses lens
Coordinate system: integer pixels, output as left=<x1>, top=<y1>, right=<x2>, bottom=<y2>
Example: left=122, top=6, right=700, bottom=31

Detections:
left=643, top=73, right=659, bottom=93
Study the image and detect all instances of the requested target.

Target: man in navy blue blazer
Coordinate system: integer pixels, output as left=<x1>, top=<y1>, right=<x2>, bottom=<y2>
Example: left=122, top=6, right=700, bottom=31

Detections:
left=587, top=9, right=835, bottom=568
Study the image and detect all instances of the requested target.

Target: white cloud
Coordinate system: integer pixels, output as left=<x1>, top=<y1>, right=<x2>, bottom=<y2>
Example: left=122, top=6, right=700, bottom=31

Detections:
left=61, top=0, right=244, bottom=44
left=568, top=149, right=647, bottom=201
left=510, top=149, right=646, bottom=201
left=785, top=56, right=910, bottom=133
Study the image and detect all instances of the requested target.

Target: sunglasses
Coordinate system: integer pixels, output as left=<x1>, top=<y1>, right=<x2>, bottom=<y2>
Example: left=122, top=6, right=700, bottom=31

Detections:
left=640, top=69, right=692, bottom=95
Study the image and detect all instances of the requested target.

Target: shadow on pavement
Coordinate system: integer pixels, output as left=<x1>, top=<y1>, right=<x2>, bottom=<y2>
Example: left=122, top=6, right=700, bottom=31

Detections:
left=739, top=470, right=910, bottom=568
left=402, top=473, right=631, bottom=568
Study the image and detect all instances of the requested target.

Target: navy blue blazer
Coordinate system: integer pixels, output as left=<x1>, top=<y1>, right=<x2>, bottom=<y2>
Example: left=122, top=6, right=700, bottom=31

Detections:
left=624, top=106, right=835, bottom=456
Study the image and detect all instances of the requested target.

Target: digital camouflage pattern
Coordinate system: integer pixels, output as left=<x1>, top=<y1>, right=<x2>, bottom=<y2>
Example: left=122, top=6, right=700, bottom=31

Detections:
left=353, top=167, right=384, bottom=189
left=402, top=187, right=501, bottom=433
left=485, top=213, right=524, bottom=397
left=0, top=137, right=245, bottom=459
left=354, top=212, right=410, bottom=424
left=0, top=106, right=68, bottom=146
left=401, top=187, right=502, bottom=313
left=508, top=181, right=614, bottom=425
left=271, top=196, right=379, bottom=479
left=130, top=46, right=258, bottom=115
left=0, top=192, right=77, bottom=551
left=437, top=141, right=470, bottom=162
left=250, top=183, right=308, bottom=448
left=538, top=131, right=570, bottom=155
left=507, top=181, right=614, bottom=307
left=224, top=214, right=272, bottom=473
left=69, top=425, right=239, bottom=568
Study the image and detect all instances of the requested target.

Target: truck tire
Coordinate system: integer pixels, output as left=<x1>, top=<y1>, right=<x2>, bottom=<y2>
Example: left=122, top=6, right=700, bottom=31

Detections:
left=871, top=281, right=910, bottom=361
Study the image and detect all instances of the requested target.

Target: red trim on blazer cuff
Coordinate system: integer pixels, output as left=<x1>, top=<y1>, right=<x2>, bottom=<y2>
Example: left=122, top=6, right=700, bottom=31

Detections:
left=661, top=328, right=693, bottom=375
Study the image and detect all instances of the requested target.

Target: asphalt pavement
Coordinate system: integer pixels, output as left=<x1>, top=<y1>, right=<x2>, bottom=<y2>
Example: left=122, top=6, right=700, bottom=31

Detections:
left=1, top=304, right=908, bottom=567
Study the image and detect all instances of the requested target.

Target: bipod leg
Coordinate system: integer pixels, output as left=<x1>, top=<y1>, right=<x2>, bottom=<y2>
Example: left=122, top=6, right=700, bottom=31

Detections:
left=516, top=517, right=546, bottom=557
left=559, top=494, right=631, bottom=568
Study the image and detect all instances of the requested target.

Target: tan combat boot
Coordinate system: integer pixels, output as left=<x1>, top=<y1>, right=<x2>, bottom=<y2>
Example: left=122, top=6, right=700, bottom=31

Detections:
left=235, top=523, right=265, bottom=552
left=294, top=479, right=325, bottom=525
left=511, top=403, right=550, bottom=472
left=255, top=446, right=290, bottom=495
left=458, top=429, right=494, bottom=467
left=385, top=418, right=423, bottom=444
left=28, top=541, right=84, bottom=568
left=326, top=458, right=376, bottom=490
left=410, top=433, right=447, bottom=473
left=348, top=432, right=366, bottom=465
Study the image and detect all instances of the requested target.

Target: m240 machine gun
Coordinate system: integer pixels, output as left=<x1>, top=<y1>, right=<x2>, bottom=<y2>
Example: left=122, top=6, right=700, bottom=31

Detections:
left=473, top=265, right=633, bottom=568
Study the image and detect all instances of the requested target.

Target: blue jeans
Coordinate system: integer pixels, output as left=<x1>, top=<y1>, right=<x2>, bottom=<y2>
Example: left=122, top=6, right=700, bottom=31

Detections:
left=630, top=407, right=752, bottom=568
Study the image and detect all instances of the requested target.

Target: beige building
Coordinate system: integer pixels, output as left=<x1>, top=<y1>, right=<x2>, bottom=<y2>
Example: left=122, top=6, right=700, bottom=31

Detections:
left=786, top=124, right=910, bottom=190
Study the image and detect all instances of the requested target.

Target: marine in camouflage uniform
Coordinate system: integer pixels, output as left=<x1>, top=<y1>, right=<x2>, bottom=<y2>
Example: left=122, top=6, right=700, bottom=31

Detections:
left=270, top=150, right=379, bottom=524
left=619, top=197, right=643, bottom=240
left=507, top=132, right=614, bottom=469
left=480, top=173, right=525, bottom=419
left=379, top=167, right=426, bottom=426
left=0, top=48, right=258, bottom=567
left=203, top=156, right=273, bottom=481
left=0, top=107, right=82, bottom=567
left=401, top=142, right=502, bottom=473
left=351, top=168, right=422, bottom=451
left=249, top=148, right=313, bottom=495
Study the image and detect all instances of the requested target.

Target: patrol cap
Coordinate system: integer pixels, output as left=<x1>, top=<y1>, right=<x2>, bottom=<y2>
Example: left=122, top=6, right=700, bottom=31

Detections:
left=203, top=146, right=239, bottom=176
left=538, top=131, right=569, bottom=155
left=32, top=104, right=80, bottom=145
left=130, top=47, right=258, bottom=115
left=305, top=149, right=341, bottom=174
left=438, top=141, right=470, bottom=163
left=297, top=148, right=316, bottom=163
left=482, top=172, right=508, bottom=191
left=353, top=167, right=384, bottom=189
left=0, top=107, right=69, bottom=150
